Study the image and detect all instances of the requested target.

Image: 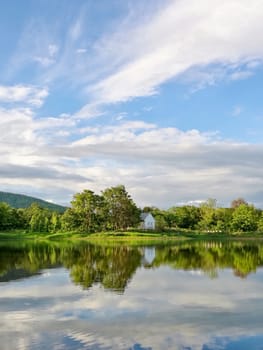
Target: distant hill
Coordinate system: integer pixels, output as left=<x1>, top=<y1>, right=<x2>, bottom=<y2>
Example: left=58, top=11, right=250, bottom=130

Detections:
left=0, top=191, right=67, bottom=213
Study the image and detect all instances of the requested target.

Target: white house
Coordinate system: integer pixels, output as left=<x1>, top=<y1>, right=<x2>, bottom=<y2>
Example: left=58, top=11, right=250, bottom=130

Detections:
left=140, top=212, right=155, bottom=230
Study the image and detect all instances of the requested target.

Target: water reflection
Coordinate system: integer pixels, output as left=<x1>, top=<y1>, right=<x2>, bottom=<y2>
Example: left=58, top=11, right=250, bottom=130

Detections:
left=1, top=240, right=263, bottom=349
left=1, top=240, right=263, bottom=290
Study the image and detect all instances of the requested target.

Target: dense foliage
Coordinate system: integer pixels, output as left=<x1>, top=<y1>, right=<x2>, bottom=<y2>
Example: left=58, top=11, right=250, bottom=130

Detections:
left=0, top=190, right=263, bottom=234
left=61, top=185, right=141, bottom=233
left=143, top=198, right=263, bottom=233
left=0, top=185, right=141, bottom=234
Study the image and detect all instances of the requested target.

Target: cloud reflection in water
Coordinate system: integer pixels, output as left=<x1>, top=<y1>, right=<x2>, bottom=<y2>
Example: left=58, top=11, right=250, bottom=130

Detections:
left=0, top=242, right=263, bottom=349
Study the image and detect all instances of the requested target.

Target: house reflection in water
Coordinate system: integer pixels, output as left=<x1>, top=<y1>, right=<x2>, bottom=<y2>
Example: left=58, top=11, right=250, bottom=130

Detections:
left=141, top=247, right=156, bottom=267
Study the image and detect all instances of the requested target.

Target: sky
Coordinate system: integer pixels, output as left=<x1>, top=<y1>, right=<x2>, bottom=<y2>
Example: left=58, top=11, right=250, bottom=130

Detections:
left=1, top=0, right=263, bottom=208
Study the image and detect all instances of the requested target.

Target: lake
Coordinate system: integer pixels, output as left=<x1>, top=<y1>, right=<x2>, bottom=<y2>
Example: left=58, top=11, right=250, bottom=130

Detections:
left=1, top=240, right=263, bottom=349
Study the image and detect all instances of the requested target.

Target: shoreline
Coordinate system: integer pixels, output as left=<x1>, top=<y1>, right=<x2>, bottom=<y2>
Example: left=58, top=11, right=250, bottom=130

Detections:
left=1, top=230, right=263, bottom=243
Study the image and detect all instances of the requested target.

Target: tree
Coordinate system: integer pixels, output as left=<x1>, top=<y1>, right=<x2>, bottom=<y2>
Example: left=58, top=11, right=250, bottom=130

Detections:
left=231, top=198, right=248, bottom=209
left=11, top=208, right=27, bottom=229
left=164, top=210, right=177, bottom=229
left=169, top=206, right=200, bottom=229
left=154, top=213, right=167, bottom=231
left=49, top=212, right=61, bottom=232
left=257, top=212, right=263, bottom=232
left=68, top=190, right=105, bottom=233
left=24, top=203, right=53, bottom=232
left=28, top=205, right=49, bottom=232
left=61, top=208, right=82, bottom=231
left=198, top=199, right=217, bottom=231
left=214, top=207, right=233, bottom=232
left=231, top=204, right=258, bottom=232
left=102, top=185, right=140, bottom=230
left=0, top=202, right=12, bottom=230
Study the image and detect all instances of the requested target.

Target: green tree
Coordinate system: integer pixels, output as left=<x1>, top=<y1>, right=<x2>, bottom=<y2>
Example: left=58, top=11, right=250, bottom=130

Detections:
left=231, top=204, right=258, bottom=232
left=198, top=199, right=217, bottom=231
left=61, top=208, right=82, bottom=231
left=257, top=212, right=263, bottom=232
left=0, top=202, right=12, bottom=230
left=29, top=206, right=48, bottom=232
left=169, top=206, right=200, bottom=229
left=214, top=207, right=233, bottom=232
left=67, top=190, right=105, bottom=233
left=49, top=212, right=61, bottom=232
left=155, top=213, right=167, bottom=231
left=11, top=208, right=27, bottom=229
left=102, top=185, right=140, bottom=230
left=25, top=203, right=52, bottom=232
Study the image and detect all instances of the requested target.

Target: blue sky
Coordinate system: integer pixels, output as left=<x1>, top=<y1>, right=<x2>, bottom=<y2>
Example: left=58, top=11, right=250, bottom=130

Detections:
left=1, top=0, right=263, bottom=208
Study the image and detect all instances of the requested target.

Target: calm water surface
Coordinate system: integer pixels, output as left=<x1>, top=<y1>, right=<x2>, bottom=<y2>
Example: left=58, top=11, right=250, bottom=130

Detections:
left=1, top=240, right=263, bottom=350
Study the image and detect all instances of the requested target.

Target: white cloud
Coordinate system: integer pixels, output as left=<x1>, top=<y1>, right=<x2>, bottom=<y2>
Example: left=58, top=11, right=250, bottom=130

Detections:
left=1, top=107, right=263, bottom=207
left=48, top=44, right=58, bottom=57
left=9, top=0, right=263, bottom=107
left=69, top=18, right=83, bottom=41
left=2, top=1, right=263, bottom=207
left=0, top=85, right=48, bottom=107
left=74, top=103, right=105, bottom=120
left=33, top=44, right=59, bottom=67
left=43, top=121, right=263, bottom=208
left=1, top=105, right=263, bottom=207
left=230, top=70, right=253, bottom=80
left=76, top=48, right=87, bottom=54
left=85, top=0, right=263, bottom=104
left=33, top=56, right=54, bottom=67
left=231, top=105, right=243, bottom=117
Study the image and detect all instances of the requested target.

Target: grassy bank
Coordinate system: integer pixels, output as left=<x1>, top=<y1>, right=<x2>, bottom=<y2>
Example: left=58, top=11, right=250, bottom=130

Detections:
left=1, top=229, right=263, bottom=243
left=0, top=229, right=186, bottom=243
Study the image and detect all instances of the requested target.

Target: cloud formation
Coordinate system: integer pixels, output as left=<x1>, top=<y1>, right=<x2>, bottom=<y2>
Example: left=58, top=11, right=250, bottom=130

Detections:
left=1, top=0, right=263, bottom=207
left=8, top=0, right=263, bottom=108
left=0, top=85, right=48, bottom=107
left=86, top=0, right=263, bottom=104
left=1, top=107, right=262, bottom=207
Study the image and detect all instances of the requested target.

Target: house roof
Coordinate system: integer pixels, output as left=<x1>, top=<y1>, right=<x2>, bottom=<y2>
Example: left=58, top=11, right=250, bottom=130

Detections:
left=140, top=212, right=153, bottom=220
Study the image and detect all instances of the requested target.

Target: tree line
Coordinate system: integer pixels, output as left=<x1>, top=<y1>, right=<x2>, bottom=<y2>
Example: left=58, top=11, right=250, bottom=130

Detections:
left=150, top=197, right=263, bottom=233
left=0, top=185, right=140, bottom=233
left=0, top=185, right=263, bottom=233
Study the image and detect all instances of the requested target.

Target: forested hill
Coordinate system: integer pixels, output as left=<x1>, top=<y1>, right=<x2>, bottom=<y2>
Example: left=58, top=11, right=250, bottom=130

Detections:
left=0, top=191, right=67, bottom=213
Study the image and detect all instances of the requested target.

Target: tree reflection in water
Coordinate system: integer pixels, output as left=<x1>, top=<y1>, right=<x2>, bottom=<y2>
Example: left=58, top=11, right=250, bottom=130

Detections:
left=1, top=240, right=263, bottom=291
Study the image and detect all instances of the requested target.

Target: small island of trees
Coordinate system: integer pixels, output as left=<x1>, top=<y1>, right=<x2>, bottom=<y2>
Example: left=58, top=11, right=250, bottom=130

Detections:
left=1, top=185, right=263, bottom=236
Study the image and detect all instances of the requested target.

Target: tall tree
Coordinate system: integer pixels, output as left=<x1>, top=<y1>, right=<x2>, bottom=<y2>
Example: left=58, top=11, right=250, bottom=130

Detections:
left=214, top=207, right=233, bottom=232
left=69, top=190, right=105, bottom=232
left=0, top=202, right=12, bottom=230
left=257, top=212, right=263, bottom=232
left=169, top=206, right=200, bottom=229
left=231, top=204, right=258, bottom=232
left=102, top=185, right=140, bottom=230
left=49, top=212, right=61, bottom=232
left=198, top=199, right=217, bottom=231
left=61, top=208, right=82, bottom=232
left=28, top=204, right=50, bottom=232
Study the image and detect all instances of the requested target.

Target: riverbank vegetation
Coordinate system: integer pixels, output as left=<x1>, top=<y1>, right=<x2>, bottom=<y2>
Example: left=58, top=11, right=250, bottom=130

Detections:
left=1, top=186, right=263, bottom=238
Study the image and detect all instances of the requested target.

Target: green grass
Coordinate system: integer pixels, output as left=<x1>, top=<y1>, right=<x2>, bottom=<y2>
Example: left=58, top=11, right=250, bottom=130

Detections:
left=0, top=230, right=41, bottom=240
left=1, top=229, right=263, bottom=243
